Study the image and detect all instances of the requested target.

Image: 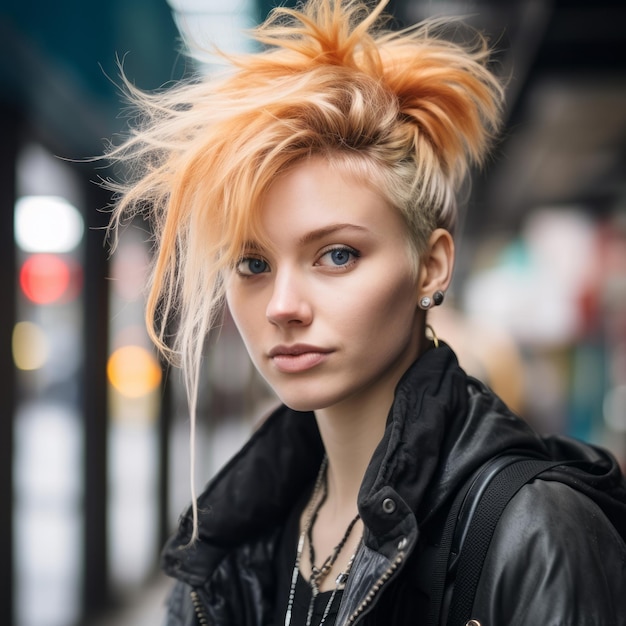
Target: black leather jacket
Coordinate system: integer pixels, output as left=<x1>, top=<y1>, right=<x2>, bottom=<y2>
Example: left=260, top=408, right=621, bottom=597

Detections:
left=161, top=345, right=626, bottom=625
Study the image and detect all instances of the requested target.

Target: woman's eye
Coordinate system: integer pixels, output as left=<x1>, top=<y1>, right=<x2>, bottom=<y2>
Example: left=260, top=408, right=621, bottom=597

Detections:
left=236, top=257, right=269, bottom=276
left=317, top=246, right=359, bottom=268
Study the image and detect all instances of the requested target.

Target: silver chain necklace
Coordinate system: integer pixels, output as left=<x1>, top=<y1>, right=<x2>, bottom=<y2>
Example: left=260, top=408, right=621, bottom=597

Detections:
left=284, top=458, right=361, bottom=626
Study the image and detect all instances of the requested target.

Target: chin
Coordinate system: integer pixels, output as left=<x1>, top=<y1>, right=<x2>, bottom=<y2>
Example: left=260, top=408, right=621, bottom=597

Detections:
left=271, top=386, right=339, bottom=413
left=276, top=395, right=321, bottom=413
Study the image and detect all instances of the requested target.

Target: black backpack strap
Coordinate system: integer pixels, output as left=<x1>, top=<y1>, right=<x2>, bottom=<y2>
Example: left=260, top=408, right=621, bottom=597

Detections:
left=427, top=456, right=564, bottom=626
left=427, top=455, right=523, bottom=626
left=446, top=458, right=564, bottom=626
left=426, top=470, right=474, bottom=626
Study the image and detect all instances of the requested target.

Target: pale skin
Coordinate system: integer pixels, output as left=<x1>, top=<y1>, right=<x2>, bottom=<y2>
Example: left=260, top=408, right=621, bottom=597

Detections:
left=226, top=156, right=454, bottom=590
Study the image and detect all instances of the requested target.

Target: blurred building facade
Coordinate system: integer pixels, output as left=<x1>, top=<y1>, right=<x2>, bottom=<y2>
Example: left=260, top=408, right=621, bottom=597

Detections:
left=1, top=1, right=625, bottom=625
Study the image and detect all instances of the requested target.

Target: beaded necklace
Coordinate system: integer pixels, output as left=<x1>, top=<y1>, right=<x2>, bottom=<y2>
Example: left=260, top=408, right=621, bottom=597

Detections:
left=284, top=458, right=361, bottom=626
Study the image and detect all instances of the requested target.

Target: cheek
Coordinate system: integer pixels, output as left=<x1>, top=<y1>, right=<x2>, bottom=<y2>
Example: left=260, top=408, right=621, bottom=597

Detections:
left=226, top=299, right=265, bottom=372
left=225, top=288, right=238, bottom=324
left=349, top=274, right=418, bottom=328
left=225, top=289, right=255, bottom=341
left=335, top=283, right=418, bottom=364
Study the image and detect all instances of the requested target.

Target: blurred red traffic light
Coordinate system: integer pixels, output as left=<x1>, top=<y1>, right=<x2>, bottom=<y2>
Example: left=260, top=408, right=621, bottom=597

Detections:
left=19, top=254, right=81, bottom=305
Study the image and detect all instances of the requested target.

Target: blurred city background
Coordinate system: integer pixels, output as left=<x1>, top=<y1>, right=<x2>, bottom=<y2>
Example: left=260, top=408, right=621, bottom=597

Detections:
left=1, top=0, right=625, bottom=624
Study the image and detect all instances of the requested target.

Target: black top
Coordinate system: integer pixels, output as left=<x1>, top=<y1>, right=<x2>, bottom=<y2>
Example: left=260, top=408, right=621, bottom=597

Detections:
left=273, top=488, right=343, bottom=626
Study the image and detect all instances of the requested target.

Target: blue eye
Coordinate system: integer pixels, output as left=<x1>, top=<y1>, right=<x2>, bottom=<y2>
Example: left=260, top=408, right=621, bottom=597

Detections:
left=237, top=257, right=269, bottom=276
left=318, top=246, right=359, bottom=268
left=329, top=248, right=351, bottom=265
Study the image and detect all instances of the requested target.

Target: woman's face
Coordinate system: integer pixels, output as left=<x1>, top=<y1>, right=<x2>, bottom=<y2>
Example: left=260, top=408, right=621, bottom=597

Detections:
left=225, top=156, right=425, bottom=414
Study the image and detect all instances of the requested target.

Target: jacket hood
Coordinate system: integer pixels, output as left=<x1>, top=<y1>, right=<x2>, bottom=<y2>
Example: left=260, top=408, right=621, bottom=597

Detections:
left=539, top=434, right=626, bottom=534
left=161, top=343, right=626, bottom=587
left=355, top=343, right=550, bottom=554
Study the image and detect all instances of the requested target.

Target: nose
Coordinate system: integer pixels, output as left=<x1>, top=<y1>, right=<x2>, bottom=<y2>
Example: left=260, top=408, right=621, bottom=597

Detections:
left=266, top=268, right=313, bottom=327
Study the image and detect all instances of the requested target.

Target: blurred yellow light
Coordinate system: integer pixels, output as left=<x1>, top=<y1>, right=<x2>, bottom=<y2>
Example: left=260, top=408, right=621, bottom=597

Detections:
left=13, top=321, right=49, bottom=370
left=107, top=346, right=162, bottom=398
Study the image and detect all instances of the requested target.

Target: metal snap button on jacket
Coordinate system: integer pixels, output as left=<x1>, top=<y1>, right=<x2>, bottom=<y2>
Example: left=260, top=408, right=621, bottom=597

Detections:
left=382, top=497, right=396, bottom=514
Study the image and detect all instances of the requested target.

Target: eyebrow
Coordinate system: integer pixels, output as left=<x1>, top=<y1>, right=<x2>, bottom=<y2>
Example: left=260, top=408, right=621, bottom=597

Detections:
left=299, top=223, right=369, bottom=245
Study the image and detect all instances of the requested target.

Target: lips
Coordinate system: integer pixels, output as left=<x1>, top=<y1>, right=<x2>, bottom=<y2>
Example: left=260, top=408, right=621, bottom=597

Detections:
left=268, top=344, right=333, bottom=373
left=268, top=344, right=330, bottom=357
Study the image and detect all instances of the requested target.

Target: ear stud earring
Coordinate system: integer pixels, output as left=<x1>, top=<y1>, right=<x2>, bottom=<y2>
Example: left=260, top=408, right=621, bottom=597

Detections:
left=419, top=291, right=445, bottom=310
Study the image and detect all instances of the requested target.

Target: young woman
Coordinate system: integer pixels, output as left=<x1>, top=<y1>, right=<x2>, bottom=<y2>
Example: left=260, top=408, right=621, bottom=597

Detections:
left=107, top=1, right=626, bottom=624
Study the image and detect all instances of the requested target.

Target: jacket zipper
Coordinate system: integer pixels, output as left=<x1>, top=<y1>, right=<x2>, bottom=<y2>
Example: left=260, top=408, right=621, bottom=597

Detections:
left=344, top=552, right=405, bottom=625
left=190, top=551, right=405, bottom=626
left=190, top=590, right=210, bottom=625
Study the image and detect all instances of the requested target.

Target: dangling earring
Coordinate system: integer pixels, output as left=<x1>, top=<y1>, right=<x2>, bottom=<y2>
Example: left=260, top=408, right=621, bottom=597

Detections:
left=433, top=290, right=445, bottom=306
left=425, top=324, right=439, bottom=348
left=419, top=295, right=432, bottom=310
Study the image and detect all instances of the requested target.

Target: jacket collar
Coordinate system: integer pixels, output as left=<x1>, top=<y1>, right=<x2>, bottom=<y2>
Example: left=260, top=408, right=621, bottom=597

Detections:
left=161, top=343, right=547, bottom=585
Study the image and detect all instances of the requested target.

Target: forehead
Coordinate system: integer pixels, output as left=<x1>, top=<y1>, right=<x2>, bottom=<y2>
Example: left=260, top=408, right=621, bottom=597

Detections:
left=257, top=156, right=400, bottom=240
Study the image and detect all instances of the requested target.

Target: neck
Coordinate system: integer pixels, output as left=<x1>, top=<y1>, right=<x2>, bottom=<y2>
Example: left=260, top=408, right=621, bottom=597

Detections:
left=298, top=392, right=392, bottom=592
left=312, top=334, right=426, bottom=510
left=314, top=387, right=393, bottom=513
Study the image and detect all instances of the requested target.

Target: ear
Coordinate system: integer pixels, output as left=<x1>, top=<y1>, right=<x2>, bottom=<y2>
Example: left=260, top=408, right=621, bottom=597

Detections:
left=417, top=228, right=455, bottom=299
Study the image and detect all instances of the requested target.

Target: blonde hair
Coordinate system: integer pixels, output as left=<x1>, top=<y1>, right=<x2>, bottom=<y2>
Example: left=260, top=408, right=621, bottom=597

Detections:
left=106, top=0, right=503, bottom=539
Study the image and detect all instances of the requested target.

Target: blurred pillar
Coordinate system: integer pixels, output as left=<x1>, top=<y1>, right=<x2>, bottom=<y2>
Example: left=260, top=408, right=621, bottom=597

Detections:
left=81, top=178, right=111, bottom=617
left=158, top=367, right=172, bottom=550
left=0, top=104, right=18, bottom=626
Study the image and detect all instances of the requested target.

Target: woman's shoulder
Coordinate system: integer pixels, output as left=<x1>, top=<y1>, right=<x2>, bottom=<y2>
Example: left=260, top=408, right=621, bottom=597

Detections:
left=474, top=478, right=626, bottom=625
left=497, top=478, right=626, bottom=554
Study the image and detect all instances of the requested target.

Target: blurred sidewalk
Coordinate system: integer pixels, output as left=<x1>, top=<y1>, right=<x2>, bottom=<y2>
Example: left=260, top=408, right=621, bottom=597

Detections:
left=86, top=574, right=171, bottom=626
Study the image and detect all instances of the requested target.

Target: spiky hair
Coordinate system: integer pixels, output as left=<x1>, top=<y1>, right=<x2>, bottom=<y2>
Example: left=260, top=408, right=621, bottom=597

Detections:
left=105, top=0, right=503, bottom=536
